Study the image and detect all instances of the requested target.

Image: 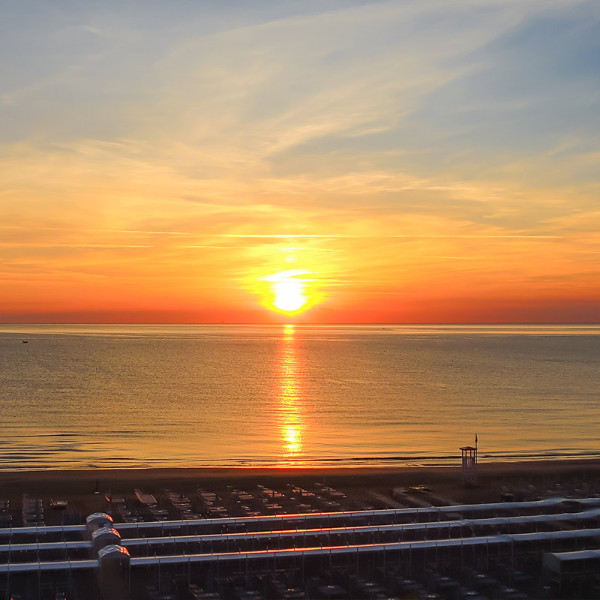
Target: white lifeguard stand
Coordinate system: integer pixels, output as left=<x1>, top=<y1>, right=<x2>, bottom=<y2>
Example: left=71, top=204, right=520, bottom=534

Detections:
left=460, top=434, right=478, bottom=485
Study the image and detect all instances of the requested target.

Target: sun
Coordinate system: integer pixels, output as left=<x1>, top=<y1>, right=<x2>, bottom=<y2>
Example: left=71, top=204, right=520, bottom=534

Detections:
left=273, top=279, right=307, bottom=312
left=260, top=270, right=313, bottom=315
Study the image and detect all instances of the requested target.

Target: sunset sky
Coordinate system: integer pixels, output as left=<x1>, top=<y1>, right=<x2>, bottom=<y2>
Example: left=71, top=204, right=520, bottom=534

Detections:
left=1, top=0, right=598, bottom=323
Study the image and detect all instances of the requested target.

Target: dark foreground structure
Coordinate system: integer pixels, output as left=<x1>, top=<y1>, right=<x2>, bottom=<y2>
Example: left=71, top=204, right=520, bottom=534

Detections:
left=1, top=480, right=600, bottom=600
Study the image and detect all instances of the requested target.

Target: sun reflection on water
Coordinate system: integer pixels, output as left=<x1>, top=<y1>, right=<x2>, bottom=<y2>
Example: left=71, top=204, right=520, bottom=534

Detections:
left=278, top=324, right=306, bottom=464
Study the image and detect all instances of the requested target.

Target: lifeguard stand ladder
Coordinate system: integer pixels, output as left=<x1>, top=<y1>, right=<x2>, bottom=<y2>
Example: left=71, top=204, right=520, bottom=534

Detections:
left=460, top=434, right=478, bottom=485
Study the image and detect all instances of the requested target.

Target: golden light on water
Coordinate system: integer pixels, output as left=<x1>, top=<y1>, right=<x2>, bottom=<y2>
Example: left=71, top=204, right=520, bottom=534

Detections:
left=277, top=324, right=306, bottom=464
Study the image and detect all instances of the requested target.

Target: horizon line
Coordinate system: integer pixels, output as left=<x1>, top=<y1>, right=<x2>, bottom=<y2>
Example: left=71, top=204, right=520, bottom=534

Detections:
left=1, top=321, right=599, bottom=326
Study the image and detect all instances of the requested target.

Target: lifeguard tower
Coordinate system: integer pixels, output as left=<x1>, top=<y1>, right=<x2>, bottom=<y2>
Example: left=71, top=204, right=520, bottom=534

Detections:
left=460, top=434, right=478, bottom=485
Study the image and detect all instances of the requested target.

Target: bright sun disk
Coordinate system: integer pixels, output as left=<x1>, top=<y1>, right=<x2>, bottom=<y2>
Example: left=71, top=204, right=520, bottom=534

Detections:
left=260, top=270, right=312, bottom=314
left=273, top=280, right=307, bottom=312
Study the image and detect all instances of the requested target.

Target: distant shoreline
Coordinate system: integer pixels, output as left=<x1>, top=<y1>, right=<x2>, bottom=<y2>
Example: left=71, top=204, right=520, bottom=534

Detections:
left=3, top=456, right=599, bottom=474
left=4, top=453, right=600, bottom=474
left=0, top=451, right=600, bottom=474
left=2, top=458, right=599, bottom=495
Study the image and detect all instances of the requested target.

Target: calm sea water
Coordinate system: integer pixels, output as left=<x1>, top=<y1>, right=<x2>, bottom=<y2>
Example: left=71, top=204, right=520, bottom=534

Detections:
left=0, top=324, right=598, bottom=470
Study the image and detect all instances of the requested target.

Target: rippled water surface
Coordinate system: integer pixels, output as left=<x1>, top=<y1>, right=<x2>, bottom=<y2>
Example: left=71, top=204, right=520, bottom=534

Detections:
left=0, top=324, right=598, bottom=470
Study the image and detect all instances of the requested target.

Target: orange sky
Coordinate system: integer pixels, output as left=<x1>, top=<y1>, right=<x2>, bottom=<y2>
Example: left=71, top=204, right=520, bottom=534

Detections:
left=1, top=1, right=599, bottom=323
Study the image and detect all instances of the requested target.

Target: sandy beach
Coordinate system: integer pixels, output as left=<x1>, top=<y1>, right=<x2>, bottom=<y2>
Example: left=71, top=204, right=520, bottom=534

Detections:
left=2, top=459, right=599, bottom=520
left=2, top=459, right=600, bottom=599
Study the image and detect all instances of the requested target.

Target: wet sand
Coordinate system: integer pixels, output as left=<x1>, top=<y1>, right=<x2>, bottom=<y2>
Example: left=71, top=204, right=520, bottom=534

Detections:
left=1, top=459, right=599, bottom=519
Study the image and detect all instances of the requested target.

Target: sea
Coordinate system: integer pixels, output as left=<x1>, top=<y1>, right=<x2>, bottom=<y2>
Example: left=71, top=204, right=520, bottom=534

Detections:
left=0, top=324, right=598, bottom=471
